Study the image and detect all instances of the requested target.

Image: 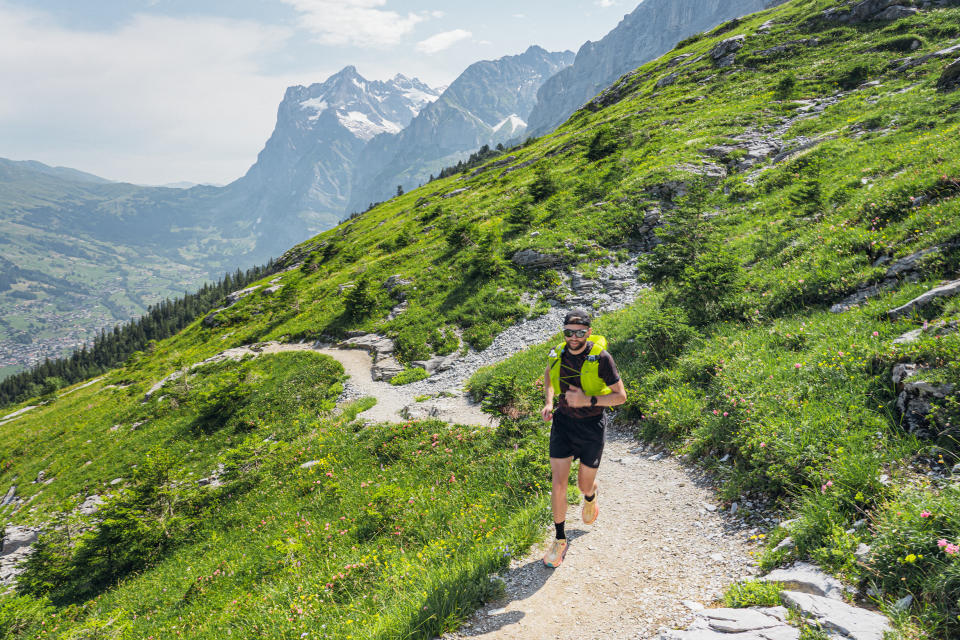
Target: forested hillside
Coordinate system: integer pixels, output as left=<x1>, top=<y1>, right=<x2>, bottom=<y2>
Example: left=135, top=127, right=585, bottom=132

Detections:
left=2, top=0, right=960, bottom=637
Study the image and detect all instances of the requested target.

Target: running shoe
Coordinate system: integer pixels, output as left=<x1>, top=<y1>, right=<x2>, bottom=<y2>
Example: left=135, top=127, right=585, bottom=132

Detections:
left=582, top=491, right=598, bottom=525
left=542, top=539, right=568, bottom=568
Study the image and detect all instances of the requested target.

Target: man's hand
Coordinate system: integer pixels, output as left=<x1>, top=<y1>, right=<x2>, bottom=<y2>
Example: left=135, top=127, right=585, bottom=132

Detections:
left=564, top=385, right=590, bottom=408
left=541, top=404, right=553, bottom=422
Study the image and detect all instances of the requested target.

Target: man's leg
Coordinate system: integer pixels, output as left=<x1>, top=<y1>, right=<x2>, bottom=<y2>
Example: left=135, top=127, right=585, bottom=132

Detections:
left=577, top=461, right=599, bottom=499
left=544, top=455, right=573, bottom=567
left=550, top=456, right=574, bottom=526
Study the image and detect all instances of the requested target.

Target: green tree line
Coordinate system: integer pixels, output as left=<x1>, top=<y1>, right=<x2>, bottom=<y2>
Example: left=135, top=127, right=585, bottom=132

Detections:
left=0, top=260, right=278, bottom=408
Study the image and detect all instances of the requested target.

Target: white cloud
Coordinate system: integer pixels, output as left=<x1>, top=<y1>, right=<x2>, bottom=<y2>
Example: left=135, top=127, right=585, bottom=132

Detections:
left=416, top=29, right=472, bottom=55
left=594, top=0, right=616, bottom=6
left=280, top=0, right=426, bottom=47
left=0, top=4, right=317, bottom=185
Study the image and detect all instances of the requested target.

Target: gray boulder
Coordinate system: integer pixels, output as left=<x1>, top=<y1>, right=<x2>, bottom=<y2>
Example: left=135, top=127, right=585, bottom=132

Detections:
left=340, top=334, right=396, bottom=360
left=511, top=249, right=562, bottom=268
left=658, top=606, right=798, bottom=640
left=1, top=526, right=39, bottom=556
left=938, top=57, right=960, bottom=92
left=656, top=72, right=680, bottom=88
left=78, top=494, right=105, bottom=515
left=371, top=357, right=405, bottom=382
left=781, top=591, right=891, bottom=640
left=875, top=5, right=919, bottom=20
left=760, top=562, right=846, bottom=600
left=1, top=485, right=16, bottom=507
left=226, top=285, right=261, bottom=305
left=710, top=35, right=746, bottom=67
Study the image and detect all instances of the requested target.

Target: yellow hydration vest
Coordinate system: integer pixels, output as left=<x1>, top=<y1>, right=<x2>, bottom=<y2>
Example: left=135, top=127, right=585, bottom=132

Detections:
left=548, top=334, right=613, bottom=397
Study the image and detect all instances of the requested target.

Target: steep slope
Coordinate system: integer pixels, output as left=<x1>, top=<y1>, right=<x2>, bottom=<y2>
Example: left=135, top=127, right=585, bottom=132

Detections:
left=3, top=0, right=960, bottom=637
left=346, top=46, right=574, bottom=211
left=525, top=0, right=778, bottom=137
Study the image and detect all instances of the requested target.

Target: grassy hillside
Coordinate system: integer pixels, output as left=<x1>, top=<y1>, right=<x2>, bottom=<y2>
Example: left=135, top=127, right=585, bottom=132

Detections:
left=3, top=0, right=960, bottom=636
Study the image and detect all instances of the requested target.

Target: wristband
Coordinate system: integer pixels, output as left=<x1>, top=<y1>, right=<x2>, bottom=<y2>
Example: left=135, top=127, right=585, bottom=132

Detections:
left=590, top=395, right=598, bottom=407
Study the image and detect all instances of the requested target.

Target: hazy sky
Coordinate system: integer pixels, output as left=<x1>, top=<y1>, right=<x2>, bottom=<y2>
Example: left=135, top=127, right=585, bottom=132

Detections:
left=0, top=0, right=637, bottom=186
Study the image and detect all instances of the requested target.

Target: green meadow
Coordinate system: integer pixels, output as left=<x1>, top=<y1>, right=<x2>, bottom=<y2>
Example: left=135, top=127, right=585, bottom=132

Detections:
left=3, top=0, right=960, bottom=636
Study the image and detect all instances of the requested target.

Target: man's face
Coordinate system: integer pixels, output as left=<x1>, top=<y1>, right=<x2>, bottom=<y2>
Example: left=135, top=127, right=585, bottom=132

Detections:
left=563, top=324, right=590, bottom=351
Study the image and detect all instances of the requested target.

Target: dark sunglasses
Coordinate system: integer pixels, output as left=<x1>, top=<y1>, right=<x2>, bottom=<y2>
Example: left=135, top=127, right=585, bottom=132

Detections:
left=563, top=329, right=588, bottom=338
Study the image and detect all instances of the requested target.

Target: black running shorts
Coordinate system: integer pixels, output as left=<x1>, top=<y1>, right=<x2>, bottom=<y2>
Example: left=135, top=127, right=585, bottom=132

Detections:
left=549, top=410, right=607, bottom=468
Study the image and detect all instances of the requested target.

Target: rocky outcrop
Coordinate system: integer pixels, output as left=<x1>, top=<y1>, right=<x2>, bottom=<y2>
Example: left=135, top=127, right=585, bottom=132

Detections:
left=511, top=249, right=564, bottom=268
left=824, top=0, right=915, bottom=23
left=938, top=57, right=960, bottom=92
left=710, top=35, right=747, bottom=67
left=658, top=606, right=798, bottom=639
left=893, top=363, right=957, bottom=438
left=894, top=41, right=960, bottom=73
left=705, top=136, right=782, bottom=171
left=663, top=564, right=891, bottom=640
left=781, top=591, right=891, bottom=640
left=886, top=279, right=960, bottom=320
left=1, top=526, right=40, bottom=586
left=1, top=485, right=16, bottom=507
left=525, top=0, right=773, bottom=137
left=339, top=334, right=405, bottom=382
left=831, top=244, right=958, bottom=313
left=759, top=562, right=847, bottom=600
left=647, top=163, right=727, bottom=201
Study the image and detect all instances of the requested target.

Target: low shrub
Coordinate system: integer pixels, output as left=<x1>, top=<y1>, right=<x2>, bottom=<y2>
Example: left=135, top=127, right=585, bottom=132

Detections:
left=722, top=580, right=782, bottom=608
left=390, top=367, right=429, bottom=386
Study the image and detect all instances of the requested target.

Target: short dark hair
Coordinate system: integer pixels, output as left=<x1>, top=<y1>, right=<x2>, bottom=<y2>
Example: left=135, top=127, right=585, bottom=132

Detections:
left=563, top=309, right=592, bottom=326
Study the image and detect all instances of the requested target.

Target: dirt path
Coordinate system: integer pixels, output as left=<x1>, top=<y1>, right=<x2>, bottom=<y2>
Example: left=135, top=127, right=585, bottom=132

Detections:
left=443, top=424, right=759, bottom=640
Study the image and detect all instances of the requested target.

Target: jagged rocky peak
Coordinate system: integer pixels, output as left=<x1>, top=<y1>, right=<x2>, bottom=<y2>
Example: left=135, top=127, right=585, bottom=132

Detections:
left=285, top=66, right=441, bottom=141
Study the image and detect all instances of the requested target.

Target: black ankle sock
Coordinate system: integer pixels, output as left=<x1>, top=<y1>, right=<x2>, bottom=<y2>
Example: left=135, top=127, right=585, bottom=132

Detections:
left=555, top=521, right=565, bottom=540
left=584, top=493, right=595, bottom=502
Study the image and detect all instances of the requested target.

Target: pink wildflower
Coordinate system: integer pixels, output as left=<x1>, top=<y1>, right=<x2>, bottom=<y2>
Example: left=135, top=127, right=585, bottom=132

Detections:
left=760, top=442, right=767, bottom=448
left=723, top=411, right=729, bottom=417
left=946, top=544, right=959, bottom=555
left=794, top=363, right=802, bottom=369
left=938, top=539, right=948, bottom=548
left=920, top=510, right=931, bottom=518
left=872, top=331, right=879, bottom=337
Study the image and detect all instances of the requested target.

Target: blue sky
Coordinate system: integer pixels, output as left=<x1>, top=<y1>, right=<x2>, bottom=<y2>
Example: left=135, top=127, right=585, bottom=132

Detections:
left=0, top=0, right=636, bottom=186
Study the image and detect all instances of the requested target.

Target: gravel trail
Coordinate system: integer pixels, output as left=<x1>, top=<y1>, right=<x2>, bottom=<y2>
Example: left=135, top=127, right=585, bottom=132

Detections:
left=442, top=424, right=759, bottom=640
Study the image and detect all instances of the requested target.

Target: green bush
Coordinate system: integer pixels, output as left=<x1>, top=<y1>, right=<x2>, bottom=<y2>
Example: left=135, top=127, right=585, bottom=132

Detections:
left=723, top=580, right=782, bottom=608
left=631, top=302, right=696, bottom=365
left=480, top=375, right=529, bottom=419
left=675, top=248, right=744, bottom=325
left=0, top=594, right=55, bottom=638
left=869, top=486, right=960, bottom=636
left=343, top=275, right=379, bottom=320
left=390, top=367, right=429, bottom=385
left=529, top=165, right=558, bottom=203
left=585, top=124, right=619, bottom=162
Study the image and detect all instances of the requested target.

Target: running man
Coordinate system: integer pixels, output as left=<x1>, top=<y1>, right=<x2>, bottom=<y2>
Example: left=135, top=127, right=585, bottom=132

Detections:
left=541, top=309, right=626, bottom=568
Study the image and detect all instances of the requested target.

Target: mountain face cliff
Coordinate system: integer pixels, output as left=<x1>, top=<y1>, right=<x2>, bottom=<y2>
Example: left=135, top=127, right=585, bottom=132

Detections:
left=525, top=0, right=777, bottom=137
left=346, top=46, right=574, bottom=212
left=224, top=67, right=440, bottom=249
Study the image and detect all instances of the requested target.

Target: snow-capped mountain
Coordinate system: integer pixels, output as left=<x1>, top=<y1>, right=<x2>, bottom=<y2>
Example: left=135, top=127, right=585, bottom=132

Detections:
left=346, top=45, right=574, bottom=213
left=224, top=66, right=441, bottom=251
